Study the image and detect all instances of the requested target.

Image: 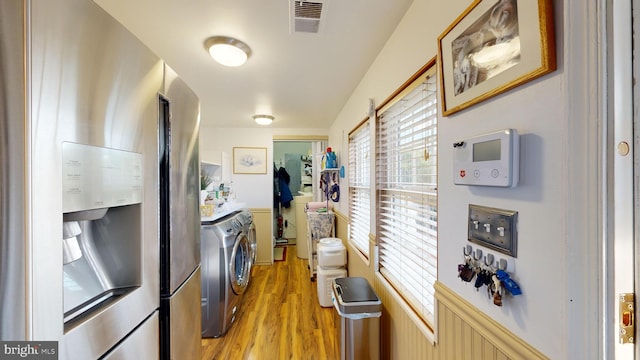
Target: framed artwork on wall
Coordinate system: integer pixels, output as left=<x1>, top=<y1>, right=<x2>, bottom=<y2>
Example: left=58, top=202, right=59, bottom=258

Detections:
left=233, top=147, right=267, bottom=174
left=437, top=0, right=556, bottom=116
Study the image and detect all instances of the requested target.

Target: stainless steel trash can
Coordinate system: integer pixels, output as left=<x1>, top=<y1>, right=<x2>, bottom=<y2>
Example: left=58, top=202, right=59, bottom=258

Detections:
left=331, top=277, right=382, bottom=360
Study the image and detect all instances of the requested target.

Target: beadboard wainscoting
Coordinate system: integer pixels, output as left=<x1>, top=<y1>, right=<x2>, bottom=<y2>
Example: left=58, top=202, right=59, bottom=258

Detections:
left=250, top=208, right=273, bottom=265
left=435, top=282, right=549, bottom=360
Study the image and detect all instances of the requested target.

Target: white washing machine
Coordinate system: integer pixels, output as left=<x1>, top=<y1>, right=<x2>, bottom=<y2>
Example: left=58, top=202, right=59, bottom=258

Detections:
left=200, top=212, right=252, bottom=338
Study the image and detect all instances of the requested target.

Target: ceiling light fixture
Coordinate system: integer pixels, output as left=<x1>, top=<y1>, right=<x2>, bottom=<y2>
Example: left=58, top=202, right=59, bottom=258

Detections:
left=204, top=36, right=252, bottom=67
left=253, top=114, right=274, bottom=126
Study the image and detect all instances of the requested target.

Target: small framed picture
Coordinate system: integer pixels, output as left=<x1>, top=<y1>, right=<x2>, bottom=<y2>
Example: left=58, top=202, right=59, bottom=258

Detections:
left=233, top=147, right=267, bottom=174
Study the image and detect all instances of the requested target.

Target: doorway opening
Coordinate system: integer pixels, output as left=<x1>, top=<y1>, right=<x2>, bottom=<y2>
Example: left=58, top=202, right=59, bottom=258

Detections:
left=272, top=138, right=326, bottom=248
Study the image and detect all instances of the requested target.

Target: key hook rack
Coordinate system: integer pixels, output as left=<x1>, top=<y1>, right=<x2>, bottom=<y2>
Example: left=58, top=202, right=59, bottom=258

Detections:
left=459, top=243, right=521, bottom=307
left=462, top=245, right=509, bottom=271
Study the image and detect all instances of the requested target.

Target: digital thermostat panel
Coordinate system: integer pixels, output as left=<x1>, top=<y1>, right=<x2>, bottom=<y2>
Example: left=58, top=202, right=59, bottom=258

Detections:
left=453, top=129, right=519, bottom=187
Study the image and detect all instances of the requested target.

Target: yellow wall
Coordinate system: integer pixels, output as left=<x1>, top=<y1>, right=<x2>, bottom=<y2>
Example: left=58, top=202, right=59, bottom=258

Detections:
left=335, top=211, right=549, bottom=360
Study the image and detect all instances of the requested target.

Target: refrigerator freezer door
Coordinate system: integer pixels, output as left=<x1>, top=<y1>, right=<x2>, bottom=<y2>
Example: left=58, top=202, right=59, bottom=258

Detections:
left=25, top=0, right=162, bottom=357
left=103, top=311, right=160, bottom=360
left=161, top=267, right=202, bottom=359
left=0, top=0, right=27, bottom=340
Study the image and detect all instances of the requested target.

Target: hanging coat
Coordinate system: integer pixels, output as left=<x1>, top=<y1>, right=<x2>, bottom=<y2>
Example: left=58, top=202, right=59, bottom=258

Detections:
left=278, top=167, right=294, bottom=208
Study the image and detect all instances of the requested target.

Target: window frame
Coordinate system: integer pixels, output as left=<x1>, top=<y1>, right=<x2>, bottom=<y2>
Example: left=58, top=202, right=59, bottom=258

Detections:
left=374, top=58, right=438, bottom=329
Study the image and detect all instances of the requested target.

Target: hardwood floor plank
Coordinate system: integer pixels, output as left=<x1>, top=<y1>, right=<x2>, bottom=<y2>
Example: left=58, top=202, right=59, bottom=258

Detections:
left=201, top=245, right=338, bottom=360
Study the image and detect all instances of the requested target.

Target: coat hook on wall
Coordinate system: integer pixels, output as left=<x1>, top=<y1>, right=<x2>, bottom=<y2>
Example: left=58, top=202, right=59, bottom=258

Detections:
left=498, top=258, right=508, bottom=271
left=484, top=253, right=494, bottom=267
left=463, top=245, right=472, bottom=257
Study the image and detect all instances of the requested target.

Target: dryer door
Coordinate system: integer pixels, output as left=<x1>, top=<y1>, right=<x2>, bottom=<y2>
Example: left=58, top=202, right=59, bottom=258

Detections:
left=248, top=223, right=257, bottom=265
left=229, top=232, right=251, bottom=295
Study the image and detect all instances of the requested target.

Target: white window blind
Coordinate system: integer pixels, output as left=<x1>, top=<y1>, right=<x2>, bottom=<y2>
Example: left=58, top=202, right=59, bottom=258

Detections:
left=376, top=68, right=438, bottom=326
left=348, top=121, right=371, bottom=257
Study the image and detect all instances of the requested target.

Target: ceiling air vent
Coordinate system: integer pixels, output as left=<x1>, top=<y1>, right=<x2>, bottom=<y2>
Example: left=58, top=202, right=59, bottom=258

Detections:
left=290, top=0, right=327, bottom=34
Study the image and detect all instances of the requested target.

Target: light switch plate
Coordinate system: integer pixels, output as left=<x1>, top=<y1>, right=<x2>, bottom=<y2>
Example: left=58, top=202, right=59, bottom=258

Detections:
left=468, top=204, right=518, bottom=257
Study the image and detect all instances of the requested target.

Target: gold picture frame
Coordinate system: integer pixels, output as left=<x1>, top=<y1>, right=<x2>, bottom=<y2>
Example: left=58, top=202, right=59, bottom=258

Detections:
left=233, top=147, right=268, bottom=174
left=437, top=0, right=556, bottom=116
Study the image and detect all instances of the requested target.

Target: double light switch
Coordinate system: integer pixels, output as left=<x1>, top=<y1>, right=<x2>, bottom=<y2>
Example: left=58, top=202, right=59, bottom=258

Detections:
left=468, top=204, right=518, bottom=257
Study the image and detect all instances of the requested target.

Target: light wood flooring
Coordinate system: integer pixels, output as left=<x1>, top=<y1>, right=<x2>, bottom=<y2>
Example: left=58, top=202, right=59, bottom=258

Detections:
left=201, top=245, right=339, bottom=359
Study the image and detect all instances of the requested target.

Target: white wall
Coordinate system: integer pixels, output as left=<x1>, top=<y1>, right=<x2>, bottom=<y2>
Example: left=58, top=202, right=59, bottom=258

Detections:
left=327, top=0, right=598, bottom=359
left=199, top=126, right=328, bottom=208
left=438, top=76, right=566, bottom=357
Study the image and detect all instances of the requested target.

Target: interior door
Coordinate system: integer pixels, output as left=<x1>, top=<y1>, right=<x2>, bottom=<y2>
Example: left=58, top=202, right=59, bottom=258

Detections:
left=614, top=0, right=635, bottom=358
left=634, top=1, right=640, bottom=358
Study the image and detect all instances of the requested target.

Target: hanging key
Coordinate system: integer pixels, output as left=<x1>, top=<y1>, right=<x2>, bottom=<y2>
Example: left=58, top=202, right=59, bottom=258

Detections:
left=474, top=269, right=486, bottom=290
left=458, top=263, right=475, bottom=282
left=492, top=274, right=503, bottom=306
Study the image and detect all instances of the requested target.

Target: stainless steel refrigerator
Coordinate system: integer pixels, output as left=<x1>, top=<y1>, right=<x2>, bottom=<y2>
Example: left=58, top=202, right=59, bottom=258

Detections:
left=1, top=0, right=163, bottom=358
left=159, top=66, right=202, bottom=360
left=0, top=0, right=201, bottom=359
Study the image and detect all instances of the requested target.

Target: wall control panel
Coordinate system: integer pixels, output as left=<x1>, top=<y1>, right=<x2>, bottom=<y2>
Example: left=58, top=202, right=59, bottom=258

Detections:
left=62, top=142, right=143, bottom=212
left=453, top=129, right=519, bottom=188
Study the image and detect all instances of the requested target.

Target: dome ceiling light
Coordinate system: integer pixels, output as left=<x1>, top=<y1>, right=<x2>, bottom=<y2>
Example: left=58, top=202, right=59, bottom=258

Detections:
left=253, top=114, right=274, bottom=126
left=204, top=36, right=252, bottom=67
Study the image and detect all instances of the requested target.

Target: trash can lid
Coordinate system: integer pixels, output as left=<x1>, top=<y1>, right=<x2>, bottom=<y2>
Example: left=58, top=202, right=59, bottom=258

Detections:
left=334, top=277, right=379, bottom=303
left=332, top=277, right=381, bottom=315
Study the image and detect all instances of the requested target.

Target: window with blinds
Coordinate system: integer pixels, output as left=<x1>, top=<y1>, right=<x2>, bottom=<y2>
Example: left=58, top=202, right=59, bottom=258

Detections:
left=376, top=66, right=438, bottom=327
left=348, top=121, right=371, bottom=257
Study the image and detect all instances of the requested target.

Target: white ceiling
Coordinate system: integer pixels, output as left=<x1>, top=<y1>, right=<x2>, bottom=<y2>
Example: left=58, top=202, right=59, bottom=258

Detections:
left=93, top=0, right=414, bottom=129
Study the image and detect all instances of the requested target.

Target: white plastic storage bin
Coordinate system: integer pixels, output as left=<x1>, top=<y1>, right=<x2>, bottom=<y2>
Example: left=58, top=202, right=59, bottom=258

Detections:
left=317, top=237, right=346, bottom=268
left=317, top=267, right=347, bottom=307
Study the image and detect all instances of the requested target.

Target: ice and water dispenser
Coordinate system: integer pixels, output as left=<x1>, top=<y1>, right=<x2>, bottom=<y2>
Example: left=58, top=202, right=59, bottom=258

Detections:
left=62, top=143, right=143, bottom=326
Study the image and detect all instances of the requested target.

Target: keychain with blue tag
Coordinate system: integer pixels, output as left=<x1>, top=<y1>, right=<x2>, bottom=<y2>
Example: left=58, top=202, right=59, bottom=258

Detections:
left=496, top=269, right=522, bottom=295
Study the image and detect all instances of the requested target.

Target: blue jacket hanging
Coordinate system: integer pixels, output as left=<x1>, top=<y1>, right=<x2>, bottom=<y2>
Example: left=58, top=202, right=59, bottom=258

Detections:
left=278, top=167, right=293, bottom=208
